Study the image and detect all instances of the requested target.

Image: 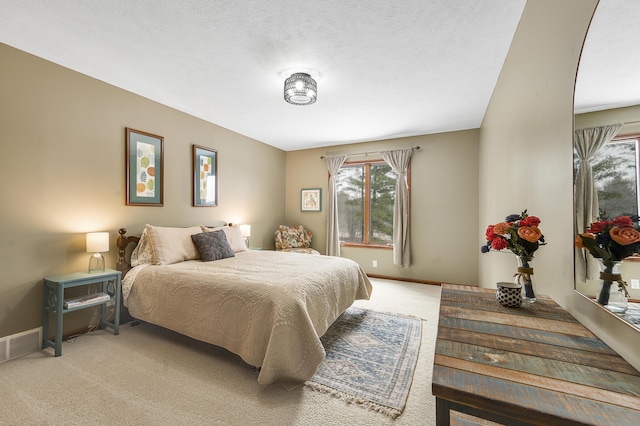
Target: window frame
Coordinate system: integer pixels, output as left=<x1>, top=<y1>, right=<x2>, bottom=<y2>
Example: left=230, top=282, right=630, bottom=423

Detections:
left=616, top=133, right=640, bottom=215
left=336, top=158, right=410, bottom=249
left=601, top=132, right=640, bottom=217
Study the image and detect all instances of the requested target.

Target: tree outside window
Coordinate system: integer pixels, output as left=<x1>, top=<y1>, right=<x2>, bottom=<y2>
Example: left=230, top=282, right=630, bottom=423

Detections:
left=335, top=160, right=399, bottom=246
left=579, top=134, right=640, bottom=219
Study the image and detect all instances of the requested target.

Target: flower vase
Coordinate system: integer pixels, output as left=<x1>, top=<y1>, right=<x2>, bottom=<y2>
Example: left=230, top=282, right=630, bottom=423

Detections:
left=596, top=260, right=628, bottom=314
left=514, top=255, right=536, bottom=303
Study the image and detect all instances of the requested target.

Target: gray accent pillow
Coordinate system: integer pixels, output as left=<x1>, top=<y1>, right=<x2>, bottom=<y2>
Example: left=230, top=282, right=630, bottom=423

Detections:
left=191, top=230, right=235, bottom=261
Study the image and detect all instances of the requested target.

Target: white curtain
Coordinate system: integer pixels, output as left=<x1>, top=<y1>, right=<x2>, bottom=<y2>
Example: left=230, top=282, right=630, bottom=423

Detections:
left=325, top=155, right=347, bottom=257
left=381, top=148, right=413, bottom=268
left=574, top=123, right=622, bottom=281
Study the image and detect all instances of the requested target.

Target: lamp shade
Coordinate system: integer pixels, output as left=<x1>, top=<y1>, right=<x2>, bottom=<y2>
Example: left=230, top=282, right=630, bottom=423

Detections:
left=284, top=73, right=317, bottom=105
left=86, top=232, right=109, bottom=253
left=240, top=224, right=251, bottom=238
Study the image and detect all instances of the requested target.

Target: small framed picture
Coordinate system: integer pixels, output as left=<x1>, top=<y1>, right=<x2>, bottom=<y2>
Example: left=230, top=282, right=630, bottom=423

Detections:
left=193, top=145, right=218, bottom=207
left=301, top=188, right=322, bottom=212
left=125, top=128, right=164, bottom=206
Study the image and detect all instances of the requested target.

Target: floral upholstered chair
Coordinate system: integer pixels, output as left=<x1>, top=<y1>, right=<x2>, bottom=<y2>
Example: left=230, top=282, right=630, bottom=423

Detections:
left=274, top=225, right=320, bottom=255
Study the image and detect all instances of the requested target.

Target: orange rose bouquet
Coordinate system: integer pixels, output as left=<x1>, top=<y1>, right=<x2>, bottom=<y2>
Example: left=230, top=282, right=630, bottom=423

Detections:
left=576, top=215, right=640, bottom=262
left=481, top=210, right=545, bottom=257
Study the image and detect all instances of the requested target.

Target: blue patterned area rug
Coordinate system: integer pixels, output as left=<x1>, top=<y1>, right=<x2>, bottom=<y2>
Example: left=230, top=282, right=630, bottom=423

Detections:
left=305, top=307, right=422, bottom=418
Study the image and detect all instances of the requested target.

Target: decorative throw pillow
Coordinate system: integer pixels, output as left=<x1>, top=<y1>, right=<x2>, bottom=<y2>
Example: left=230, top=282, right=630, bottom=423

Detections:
left=191, top=230, right=235, bottom=261
left=223, top=225, right=247, bottom=252
left=201, top=225, right=247, bottom=252
left=145, top=224, right=203, bottom=265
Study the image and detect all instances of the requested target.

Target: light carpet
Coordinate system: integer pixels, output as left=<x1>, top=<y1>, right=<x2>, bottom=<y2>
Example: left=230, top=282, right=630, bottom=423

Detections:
left=0, top=278, right=441, bottom=426
left=306, top=307, right=422, bottom=418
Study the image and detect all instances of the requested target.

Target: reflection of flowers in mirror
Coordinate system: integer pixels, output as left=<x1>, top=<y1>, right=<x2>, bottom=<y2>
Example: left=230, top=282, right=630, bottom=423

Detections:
left=576, top=215, right=640, bottom=262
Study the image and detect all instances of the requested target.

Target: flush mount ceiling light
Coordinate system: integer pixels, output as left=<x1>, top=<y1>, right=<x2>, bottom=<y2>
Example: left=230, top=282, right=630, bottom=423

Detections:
left=284, top=73, right=317, bottom=105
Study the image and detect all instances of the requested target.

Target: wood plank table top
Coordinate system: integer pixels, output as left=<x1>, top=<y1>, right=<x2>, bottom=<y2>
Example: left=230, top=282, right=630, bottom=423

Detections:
left=432, top=284, right=640, bottom=426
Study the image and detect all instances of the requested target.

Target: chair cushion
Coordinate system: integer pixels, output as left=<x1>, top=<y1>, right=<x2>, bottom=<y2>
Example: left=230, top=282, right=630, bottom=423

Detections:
left=275, top=225, right=313, bottom=250
left=280, top=247, right=320, bottom=255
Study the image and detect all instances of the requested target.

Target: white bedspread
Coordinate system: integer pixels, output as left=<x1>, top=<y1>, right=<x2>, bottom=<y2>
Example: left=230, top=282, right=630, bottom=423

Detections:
left=122, top=250, right=372, bottom=389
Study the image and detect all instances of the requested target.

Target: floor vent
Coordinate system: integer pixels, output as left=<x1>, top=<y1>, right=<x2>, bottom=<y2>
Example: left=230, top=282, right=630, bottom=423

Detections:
left=0, top=327, right=42, bottom=363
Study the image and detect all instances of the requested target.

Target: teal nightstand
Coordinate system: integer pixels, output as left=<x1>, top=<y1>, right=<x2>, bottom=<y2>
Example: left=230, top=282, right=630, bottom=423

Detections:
left=42, top=269, right=121, bottom=356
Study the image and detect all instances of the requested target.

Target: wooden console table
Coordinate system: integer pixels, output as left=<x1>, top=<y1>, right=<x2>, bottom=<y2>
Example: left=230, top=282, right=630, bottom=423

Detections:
left=432, top=284, right=640, bottom=425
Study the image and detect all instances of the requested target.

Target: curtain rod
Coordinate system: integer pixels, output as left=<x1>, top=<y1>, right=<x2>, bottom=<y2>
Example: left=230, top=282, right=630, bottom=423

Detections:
left=320, top=145, right=421, bottom=159
left=576, top=120, right=640, bottom=132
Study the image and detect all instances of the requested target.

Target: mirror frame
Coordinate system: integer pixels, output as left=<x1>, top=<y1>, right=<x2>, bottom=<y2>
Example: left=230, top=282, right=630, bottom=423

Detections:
left=573, top=1, right=640, bottom=332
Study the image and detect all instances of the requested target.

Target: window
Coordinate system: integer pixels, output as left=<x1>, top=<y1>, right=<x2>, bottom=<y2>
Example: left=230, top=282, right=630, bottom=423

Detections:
left=335, top=160, right=401, bottom=246
left=590, top=134, right=640, bottom=219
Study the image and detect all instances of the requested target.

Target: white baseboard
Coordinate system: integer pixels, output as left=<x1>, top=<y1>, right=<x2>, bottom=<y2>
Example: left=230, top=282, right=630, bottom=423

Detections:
left=0, top=327, right=42, bottom=363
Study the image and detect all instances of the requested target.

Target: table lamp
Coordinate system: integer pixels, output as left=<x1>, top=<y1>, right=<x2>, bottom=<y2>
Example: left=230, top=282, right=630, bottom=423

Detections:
left=86, top=232, right=109, bottom=272
left=240, top=224, right=251, bottom=248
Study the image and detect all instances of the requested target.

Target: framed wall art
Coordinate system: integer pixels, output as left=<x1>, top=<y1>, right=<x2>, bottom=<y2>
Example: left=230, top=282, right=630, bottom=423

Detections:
left=193, top=144, right=218, bottom=207
left=125, top=128, right=164, bottom=206
left=301, top=188, right=321, bottom=212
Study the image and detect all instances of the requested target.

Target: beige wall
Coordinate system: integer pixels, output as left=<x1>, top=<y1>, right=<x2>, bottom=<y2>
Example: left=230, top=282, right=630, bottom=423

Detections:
left=480, top=0, right=640, bottom=369
left=0, top=43, right=286, bottom=337
left=285, top=130, right=479, bottom=286
left=575, top=104, right=640, bottom=135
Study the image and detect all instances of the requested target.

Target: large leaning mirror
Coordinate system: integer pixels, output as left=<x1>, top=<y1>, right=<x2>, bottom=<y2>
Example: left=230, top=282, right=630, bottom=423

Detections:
left=574, top=0, right=640, bottom=330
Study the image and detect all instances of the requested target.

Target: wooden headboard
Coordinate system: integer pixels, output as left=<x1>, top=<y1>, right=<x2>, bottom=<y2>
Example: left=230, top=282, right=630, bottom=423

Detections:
left=116, top=228, right=140, bottom=276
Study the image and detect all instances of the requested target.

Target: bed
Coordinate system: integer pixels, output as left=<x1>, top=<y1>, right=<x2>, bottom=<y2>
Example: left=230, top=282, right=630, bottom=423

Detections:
left=116, top=224, right=372, bottom=390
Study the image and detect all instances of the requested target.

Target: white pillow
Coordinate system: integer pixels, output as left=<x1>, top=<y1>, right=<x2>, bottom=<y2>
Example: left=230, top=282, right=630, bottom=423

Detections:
left=130, top=228, right=153, bottom=266
left=146, top=224, right=203, bottom=265
left=201, top=225, right=247, bottom=252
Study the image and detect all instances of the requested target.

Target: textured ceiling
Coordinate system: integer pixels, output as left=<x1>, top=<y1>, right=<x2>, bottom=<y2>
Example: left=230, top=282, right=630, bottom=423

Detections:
left=0, top=0, right=533, bottom=150
left=575, top=0, right=640, bottom=114
left=0, top=1, right=550, bottom=151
